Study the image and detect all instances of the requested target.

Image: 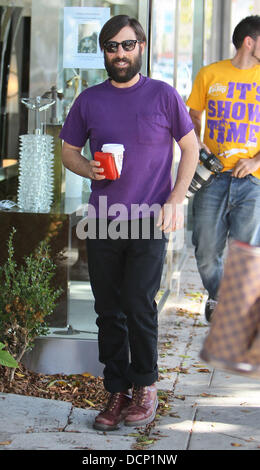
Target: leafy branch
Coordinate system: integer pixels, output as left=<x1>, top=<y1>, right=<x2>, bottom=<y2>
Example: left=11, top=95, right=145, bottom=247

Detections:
left=0, top=227, right=63, bottom=382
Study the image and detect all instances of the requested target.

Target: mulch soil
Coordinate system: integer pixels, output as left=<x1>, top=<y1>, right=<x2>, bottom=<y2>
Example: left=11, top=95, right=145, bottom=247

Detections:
left=0, top=363, right=109, bottom=410
left=0, top=364, right=172, bottom=414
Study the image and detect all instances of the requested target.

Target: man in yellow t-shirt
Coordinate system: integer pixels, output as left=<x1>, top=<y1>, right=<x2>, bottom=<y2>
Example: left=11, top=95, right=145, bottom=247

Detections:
left=187, top=15, right=260, bottom=321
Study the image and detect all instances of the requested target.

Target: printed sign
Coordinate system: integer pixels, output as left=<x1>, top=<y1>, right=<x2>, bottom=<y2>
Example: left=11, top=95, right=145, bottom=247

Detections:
left=63, top=6, right=110, bottom=69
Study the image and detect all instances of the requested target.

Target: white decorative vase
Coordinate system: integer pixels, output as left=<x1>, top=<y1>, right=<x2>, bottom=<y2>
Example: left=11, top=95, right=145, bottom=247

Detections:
left=17, top=134, right=54, bottom=213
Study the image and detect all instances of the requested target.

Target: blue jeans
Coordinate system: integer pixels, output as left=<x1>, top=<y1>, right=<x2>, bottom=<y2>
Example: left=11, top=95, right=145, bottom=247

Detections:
left=192, top=172, right=260, bottom=299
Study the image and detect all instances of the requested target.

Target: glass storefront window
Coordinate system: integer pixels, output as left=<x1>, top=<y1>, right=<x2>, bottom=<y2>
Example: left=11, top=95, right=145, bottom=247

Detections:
left=29, top=0, right=148, bottom=130
left=150, top=0, right=194, bottom=103
left=59, top=0, right=139, bottom=123
left=177, top=0, right=193, bottom=102
left=150, top=0, right=176, bottom=85
left=231, top=0, right=260, bottom=55
left=204, top=0, right=213, bottom=65
left=204, top=0, right=260, bottom=67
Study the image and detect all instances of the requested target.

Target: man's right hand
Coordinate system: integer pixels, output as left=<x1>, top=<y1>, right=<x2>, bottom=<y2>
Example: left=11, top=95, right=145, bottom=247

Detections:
left=61, top=141, right=106, bottom=180
left=87, top=160, right=105, bottom=180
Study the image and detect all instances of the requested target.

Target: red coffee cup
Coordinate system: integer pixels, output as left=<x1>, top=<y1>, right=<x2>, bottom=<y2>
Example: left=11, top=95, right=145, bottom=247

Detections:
left=94, top=152, right=119, bottom=180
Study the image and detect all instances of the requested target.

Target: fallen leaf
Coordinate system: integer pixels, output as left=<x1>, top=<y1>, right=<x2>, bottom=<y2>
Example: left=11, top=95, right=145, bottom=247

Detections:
left=231, top=442, right=243, bottom=447
left=172, top=367, right=189, bottom=374
left=140, top=440, right=154, bottom=446
left=83, top=398, right=95, bottom=407
left=169, top=412, right=180, bottom=418
left=174, top=395, right=186, bottom=401
left=200, top=393, right=217, bottom=397
left=47, top=379, right=67, bottom=388
left=0, top=441, right=12, bottom=446
left=157, top=390, right=170, bottom=397
left=136, top=436, right=155, bottom=446
left=194, top=322, right=207, bottom=328
left=46, top=379, right=57, bottom=388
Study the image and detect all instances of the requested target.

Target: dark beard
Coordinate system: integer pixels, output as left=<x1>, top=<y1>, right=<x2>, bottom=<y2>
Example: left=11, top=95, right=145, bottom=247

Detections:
left=104, top=49, right=142, bottom=83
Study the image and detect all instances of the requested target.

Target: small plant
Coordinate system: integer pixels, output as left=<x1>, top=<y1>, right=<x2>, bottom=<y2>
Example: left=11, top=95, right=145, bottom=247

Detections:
left=0, top=227, right=62, bottom=381
left=0, top=342, right=18, bottom=368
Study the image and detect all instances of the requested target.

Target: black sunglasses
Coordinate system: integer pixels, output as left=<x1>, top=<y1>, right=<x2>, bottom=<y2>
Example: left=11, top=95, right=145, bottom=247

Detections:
left=103, top=39, right=143, bottom=53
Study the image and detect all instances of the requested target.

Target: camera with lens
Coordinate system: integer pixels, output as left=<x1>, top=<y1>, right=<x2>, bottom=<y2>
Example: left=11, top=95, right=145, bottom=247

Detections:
left=186, top=149, right=224, bottom=198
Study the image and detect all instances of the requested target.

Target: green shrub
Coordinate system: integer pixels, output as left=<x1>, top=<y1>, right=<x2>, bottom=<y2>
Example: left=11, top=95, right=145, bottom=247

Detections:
left=0, top=227, right=62, bottom=381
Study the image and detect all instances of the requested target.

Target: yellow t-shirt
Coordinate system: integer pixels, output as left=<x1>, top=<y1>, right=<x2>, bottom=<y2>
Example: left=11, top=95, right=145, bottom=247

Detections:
left=186, top=59, right=260, bottom=179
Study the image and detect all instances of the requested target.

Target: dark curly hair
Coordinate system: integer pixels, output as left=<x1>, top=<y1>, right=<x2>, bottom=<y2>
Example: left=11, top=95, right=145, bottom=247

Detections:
left=232, top=15, right=260, bottom=49
left=99, top=15, right=146, bottom=51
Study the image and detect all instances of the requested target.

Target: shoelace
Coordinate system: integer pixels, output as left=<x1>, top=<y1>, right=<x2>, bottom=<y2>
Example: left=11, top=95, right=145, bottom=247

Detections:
left=105, top=392, right=123, bottom=412
left=132, top=387, right=147, bottom=406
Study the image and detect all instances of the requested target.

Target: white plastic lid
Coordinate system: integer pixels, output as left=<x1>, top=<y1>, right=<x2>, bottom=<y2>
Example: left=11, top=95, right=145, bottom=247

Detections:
left=101, top=143, right=125, bottom=153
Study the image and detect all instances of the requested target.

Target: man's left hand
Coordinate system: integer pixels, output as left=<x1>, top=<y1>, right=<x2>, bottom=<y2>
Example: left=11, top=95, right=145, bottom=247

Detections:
left=157, top=201, right=184, bottom=233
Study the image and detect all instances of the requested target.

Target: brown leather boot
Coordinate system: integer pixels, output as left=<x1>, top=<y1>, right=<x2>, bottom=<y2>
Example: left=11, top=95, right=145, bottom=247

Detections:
left=124, top=384, right=158, bottom=427
left=200, top=240, right=260, bottom=378
left=93, top=392, right=131, bottom=431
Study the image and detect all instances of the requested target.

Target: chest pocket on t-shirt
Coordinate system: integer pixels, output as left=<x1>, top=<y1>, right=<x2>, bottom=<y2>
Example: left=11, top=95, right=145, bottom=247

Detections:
left=137, top=112, right=170, bottom=144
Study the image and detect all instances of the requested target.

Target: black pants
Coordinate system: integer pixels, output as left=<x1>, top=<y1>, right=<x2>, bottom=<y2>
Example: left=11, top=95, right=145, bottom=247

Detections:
left=86, top=218, right=167, bottom=392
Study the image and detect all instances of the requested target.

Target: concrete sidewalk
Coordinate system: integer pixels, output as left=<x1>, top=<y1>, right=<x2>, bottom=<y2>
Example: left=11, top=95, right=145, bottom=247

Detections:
left=0, top=248, right=260, bottom=452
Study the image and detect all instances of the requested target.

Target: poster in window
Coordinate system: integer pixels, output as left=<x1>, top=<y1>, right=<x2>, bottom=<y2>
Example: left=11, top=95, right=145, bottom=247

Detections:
left=63, top=7, right=110, bottom=69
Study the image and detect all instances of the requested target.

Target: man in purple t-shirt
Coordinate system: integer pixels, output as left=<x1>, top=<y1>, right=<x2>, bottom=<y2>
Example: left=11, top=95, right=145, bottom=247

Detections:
left=60, top=15, right=198, bottom=431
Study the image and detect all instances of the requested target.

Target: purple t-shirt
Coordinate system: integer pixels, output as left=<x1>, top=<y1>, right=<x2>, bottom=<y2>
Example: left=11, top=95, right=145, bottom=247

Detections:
left=59, top=74, right=193, bottom=219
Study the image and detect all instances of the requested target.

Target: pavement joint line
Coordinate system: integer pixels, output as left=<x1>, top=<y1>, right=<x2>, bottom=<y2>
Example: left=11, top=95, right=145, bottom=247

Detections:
left=185, top=405, right=198, bottom=450
left=63, top=404, right=74, bottom=432
left=215, top=432, right=256, bottom=444
left=208, top=368, right=215, bottom=387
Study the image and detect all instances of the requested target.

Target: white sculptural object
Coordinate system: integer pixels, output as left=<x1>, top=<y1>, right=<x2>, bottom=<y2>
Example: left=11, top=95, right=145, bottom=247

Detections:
left=17, top=97, right=55, bottom=213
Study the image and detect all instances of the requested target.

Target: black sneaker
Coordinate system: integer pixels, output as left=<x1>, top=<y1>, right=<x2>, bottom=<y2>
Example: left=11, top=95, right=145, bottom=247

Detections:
left=205, top=298, right=217, bottom=322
